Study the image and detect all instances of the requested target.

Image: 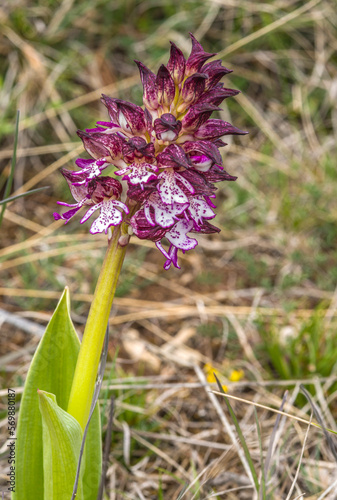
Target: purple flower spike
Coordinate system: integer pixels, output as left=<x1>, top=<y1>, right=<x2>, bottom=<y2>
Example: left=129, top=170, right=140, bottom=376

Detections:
left=55, top=33, right=246, bottom=269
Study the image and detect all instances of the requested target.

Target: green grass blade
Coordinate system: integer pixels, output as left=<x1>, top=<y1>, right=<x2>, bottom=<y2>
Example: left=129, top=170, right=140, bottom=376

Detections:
left=300, top=384, right=337, bottom=462
left=255, top=408, right=266, bottom=500
left=0, top=186, right=49, bottom=205
left=0, top=110, right=20, bottom=228
left=214, top=374, right=259, bottom=491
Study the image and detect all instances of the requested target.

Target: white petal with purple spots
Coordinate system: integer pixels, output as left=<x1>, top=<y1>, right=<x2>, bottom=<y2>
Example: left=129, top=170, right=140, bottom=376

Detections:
left=166, top=219, right=198, bottom=250
left=157, top=169, right=188, bottom=204
left=144, top=192, right=188, bottom=228
left=187, top=196, right=215, bottom=227
left=115, top=161, right=157, bottom=186
left=80, top=200, right=129, bottom=234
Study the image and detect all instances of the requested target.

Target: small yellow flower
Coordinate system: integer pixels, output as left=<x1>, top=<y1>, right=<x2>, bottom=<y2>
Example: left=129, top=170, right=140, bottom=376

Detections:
left=204, top=363, right=228, bottom=391
left=229, top=369, right=244, bottom=382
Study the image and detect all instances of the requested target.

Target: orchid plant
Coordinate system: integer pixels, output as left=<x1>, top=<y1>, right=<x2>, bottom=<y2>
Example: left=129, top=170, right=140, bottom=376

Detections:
left=14, top=34, right=246, bottom=500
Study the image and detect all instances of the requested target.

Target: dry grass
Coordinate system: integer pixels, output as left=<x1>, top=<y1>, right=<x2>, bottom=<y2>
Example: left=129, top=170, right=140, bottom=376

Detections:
left=1, top=0, right=337, bottom=498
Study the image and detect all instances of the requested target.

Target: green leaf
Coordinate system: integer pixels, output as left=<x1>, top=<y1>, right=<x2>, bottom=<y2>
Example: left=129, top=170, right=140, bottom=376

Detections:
left=14, top=288, right=101, bottom=500
left=38, top=390, right=84, bottom=500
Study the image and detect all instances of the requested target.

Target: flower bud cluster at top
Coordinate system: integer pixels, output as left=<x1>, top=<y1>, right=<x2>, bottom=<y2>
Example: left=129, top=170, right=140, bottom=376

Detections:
left=54, top=33, right=247, bottom=269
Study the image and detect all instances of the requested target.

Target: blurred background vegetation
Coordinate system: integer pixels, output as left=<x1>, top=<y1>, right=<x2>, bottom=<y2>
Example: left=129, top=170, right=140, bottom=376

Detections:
left=1, top=0, right=337, bottom=498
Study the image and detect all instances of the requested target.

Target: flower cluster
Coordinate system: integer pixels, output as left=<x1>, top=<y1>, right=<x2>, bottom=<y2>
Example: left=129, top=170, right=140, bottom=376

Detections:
left=54, top=34, right=247, bottom=269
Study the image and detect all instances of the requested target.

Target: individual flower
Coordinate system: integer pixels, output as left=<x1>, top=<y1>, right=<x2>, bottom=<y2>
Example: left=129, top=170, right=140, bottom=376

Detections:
left=229, top=369, right=244, bottom=382
left=53, top=170, right=128, bottom=234
left=55, top=33, right=247, bottom=269
left=203, top=363, right=228, bottom=391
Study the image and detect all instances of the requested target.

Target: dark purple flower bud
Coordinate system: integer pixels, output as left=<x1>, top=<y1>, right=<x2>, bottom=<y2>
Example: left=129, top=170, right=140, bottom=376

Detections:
left=156, top=65, right=175, bottom=109
left=91, top=176, right=123, bottom=202
left=127, top=179, right=157, bottom=204
left=144, top=107, right=153, bottom=134
left=196, top=86, right=240, bottom=106
left=113, top=99, right=147, bottom=135
left=182, top=103, right=221, bottom=131
left=131, top=209, right=168, bottom=241
left=179, top=73, right=208, bottom=110
left=79, top=132, right=125, bottom=161
left=185, top=33, right=216, bottom=77
left=157, top=144, right=190, bottom=169
left=134, top=60, right=159, bottom=111
left=122, top=137, right=155, bottom=163
left=190, top=220, right=220, bottom=234
left=167, top=42, right=186, bottom=84
left=60, top=169, right=95, bottom=201
left=101, top=94, right=119, bottom=124
left=203, top=164, right=237, bottom=183
left=183, top=140, right=222, bottom=171
left=179, top=169, right=216, bottom=197
left=77, top=130, right=110, bottom=159
left=153, top=113, right=182, bottom=142
left=213, top=138, right=228, bottom=148
left=202, top=60, right=232, bottom=90
left=184, top=140, right=222, bottom=164
left=194, top=119, right=248, bottom=140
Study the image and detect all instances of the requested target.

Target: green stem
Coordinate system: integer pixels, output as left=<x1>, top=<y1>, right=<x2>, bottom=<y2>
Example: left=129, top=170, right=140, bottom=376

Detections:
left=67, top=224, right=127, bottom=430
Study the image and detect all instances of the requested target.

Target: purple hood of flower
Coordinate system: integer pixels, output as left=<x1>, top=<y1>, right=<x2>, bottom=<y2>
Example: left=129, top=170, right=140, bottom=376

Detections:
left=54, top=33, right=247, bottom=269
